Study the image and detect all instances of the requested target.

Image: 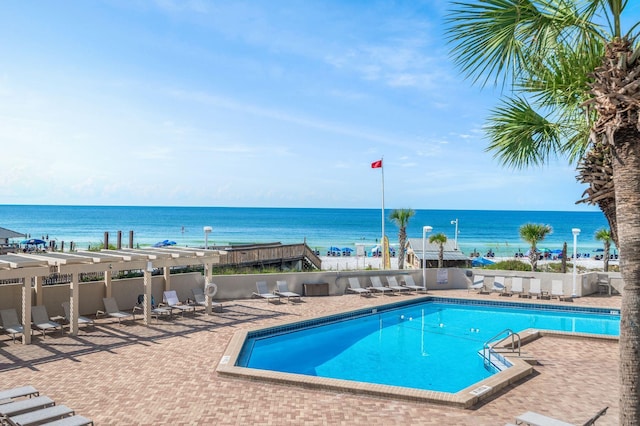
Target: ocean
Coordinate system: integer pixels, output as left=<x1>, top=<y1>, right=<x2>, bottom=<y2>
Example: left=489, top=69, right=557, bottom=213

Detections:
left=0, top=205, right=612, bottom=258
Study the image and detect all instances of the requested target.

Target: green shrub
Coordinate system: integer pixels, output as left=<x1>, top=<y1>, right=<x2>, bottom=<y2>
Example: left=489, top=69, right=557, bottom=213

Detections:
left=484, top=260, right=531, bottom=271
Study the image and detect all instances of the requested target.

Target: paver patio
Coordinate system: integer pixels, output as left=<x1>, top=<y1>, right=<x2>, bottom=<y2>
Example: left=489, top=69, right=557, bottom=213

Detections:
left=0, top=290, right=619, bottom=425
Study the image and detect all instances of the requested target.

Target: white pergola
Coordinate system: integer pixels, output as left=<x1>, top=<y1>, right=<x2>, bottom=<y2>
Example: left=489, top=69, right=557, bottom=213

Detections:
left=0, top=247, right=224, bottom=344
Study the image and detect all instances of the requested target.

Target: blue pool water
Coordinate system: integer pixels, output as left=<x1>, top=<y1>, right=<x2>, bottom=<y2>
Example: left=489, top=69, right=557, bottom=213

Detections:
left=238, top=299, right=620, bottom=393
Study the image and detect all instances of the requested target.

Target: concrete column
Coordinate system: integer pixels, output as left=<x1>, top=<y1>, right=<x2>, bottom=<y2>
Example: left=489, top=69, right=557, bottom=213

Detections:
left=204, top=263, right=212, bottom=315
left=69, top=272, right=79, bottom=336
left=22, top=277, right=32, bottom=344
left=104, top=270, right=112, bottom=298
left=34, top=275, right=43, bottom=306
left=163, top=266, right=171, bottom=291
left=143, top=263, right=152, bottom=325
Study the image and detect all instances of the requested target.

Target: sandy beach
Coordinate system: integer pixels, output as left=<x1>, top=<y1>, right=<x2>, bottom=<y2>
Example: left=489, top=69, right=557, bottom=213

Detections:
left=320, top=254, right=615, bottom=272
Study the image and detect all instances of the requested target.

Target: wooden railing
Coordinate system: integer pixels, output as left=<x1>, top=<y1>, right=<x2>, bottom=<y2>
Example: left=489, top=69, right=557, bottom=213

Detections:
left=219, top=243, right=322, bottom=270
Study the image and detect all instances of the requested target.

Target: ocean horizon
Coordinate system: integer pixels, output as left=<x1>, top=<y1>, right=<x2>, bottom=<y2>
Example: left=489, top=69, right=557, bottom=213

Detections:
left=0, top=204, right=612, bottom=258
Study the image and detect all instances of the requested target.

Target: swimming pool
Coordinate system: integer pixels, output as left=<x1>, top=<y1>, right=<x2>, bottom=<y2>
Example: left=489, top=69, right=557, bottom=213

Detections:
left=220, top=297, right=620, bottom=407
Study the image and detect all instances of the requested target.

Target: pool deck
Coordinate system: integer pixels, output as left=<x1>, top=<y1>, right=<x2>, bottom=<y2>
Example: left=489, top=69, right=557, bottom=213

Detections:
left=0, top=290, right=620, bottom=425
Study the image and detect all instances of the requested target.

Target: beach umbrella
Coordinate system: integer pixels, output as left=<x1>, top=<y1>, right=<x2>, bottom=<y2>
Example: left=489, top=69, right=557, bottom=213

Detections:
left=341, top=247, right=353, bottom=252
left=472, top=257, right=495, bottom=267
left=329, top=246, right=341, bottom=252
left=21, top=238, right=46, bottom=245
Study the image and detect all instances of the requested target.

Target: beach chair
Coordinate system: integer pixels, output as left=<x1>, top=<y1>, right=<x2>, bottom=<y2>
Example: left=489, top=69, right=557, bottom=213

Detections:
left=253, top=281, right=280, bottom=303
left=274, top=280, right=301, bottom=303
left=346, top=277, right=371, bottom=296
left=31, top=305, right=64, bottom=337
left=191, top=287, right=223, bottom=312
left=528, top=278, right=549, bottom=299
left=551, top=280, right=572, bottom=301
left=162, top=290, right=196, bottom=316
left=384, top=276, right=410, bottom=293
left=491, top=276, right=510, bottom=296
left=401, top=275, right=425, bottom=293
left=0, top=395, right=55, bottom=418
left=510, top=277, right=528, bottom=298
left=470, top=275, right=485, bottom=293
left=0, top=308, right=24, bottom=343
left=514, top=406, right=607, bottom=426
left=0, top=385, right=39, bottom=405
left=99, top=298, right=135, bottom=324
left=7, top=404, right=75, bottom=426
left=133, top=295, right=173, bottom=322
left=369, top=276, right=393, bottom=295
left=61, top=302, right=94, bottom=328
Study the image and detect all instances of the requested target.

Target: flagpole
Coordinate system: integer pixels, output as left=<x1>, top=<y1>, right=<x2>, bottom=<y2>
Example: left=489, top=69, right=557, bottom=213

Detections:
left=381, top=157, right=385, bottom=270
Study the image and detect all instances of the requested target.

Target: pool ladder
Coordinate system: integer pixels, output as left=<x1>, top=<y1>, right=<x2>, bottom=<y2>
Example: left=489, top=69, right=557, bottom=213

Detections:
left=483, top=328, right=521, bottom=369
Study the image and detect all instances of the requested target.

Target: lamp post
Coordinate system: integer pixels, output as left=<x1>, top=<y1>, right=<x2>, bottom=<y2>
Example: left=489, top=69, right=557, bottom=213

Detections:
left=203, top=226, right=213, bottom=250
left=422, top=225, right=433, bottom=291
left=572, top=228, right=580, bottom=297
left=450, top=218, right=459, bottom=250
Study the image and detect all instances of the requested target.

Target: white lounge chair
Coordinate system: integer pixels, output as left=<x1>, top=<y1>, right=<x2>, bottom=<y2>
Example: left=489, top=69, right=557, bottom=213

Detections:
left=470, top=275, right=485, bottom=293
left=253, top=281, right=280, bottom=303
left=191, top=287, right=222, bottom=312
left=491, top=276, right=509, bottom=295
left=132, top=295, right=173, bottom=322
left=0, top=385, right=39, bottom=404
left=0, top=308, right=24, bottom=343
left=514, top=406, right=607, bottom=426
left=7, top=404, right=75, bottom=426
left=386, top=276, right=410, bottom=292
left=528, top=278, right=548, bottom=299
left=510, top=277, right=528, bottom=298
left=369, top=276, right=393, bottom=295
left=0, top=395, right=55, bottom=418
left=401, top=275, right=426, bottom=293
left=61, top=302, right=94, bottom=328
left=31, top=305, right=63, bottom=337
left=162, top=290, right=196, bottom=316
left=99, top=298, right=135, bottom=324
left=551, top=279, right=572, bottom=301
left=275, top=280, right=301, bottom=303
left=346, top=278, right=371, bottom=296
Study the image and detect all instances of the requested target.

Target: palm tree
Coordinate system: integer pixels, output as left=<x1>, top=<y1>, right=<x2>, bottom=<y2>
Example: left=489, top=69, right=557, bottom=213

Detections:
left=446, top=2, right=640, bottom=421
left=389, top=209, right=415, bottom=269
left=428, top=233, right=448, bottom=268
left=595, top=228, right=613, bottom=272
left=519, top=224, right=552, bottom=272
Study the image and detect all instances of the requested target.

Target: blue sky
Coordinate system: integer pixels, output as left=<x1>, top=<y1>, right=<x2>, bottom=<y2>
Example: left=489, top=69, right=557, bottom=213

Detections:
left=1, top=1, right=637, bottom=211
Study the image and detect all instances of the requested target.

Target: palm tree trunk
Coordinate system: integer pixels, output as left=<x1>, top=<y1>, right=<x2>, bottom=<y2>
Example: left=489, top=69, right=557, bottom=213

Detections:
left=398, top=228, right=407, bottom=269
left=613, top=126, right=640, bottom=425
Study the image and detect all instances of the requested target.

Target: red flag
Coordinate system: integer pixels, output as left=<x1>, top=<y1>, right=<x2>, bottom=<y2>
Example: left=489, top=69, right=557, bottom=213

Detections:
left=371, top=160, right=382, bottom=169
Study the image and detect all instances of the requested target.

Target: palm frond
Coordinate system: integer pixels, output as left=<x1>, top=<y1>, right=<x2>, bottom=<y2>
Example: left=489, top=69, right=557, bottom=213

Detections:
left=485, top=96, right=563, bottom=168
left=446, top=0, right=604, bottom=87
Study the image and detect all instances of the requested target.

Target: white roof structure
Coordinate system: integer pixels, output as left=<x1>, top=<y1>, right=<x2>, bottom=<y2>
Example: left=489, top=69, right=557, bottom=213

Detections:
left=0, top=247, right=225, bottom=344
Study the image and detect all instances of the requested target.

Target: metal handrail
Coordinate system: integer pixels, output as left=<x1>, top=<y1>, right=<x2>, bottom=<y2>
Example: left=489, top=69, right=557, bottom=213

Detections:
left=483, top=328, right=521, bottom=368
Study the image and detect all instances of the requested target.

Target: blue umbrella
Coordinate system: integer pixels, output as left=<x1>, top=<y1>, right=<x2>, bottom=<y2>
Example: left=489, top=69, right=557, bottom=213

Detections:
left=472, top=257, right=495, bottom=267
left=21, top=238, right=46, bottom=245
left=341, top=247, right=353, bottom=252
